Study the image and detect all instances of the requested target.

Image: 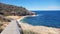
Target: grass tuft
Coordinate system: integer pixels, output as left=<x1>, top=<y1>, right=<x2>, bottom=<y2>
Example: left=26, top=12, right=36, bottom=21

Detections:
left=23, top=30, right=39, bottom=34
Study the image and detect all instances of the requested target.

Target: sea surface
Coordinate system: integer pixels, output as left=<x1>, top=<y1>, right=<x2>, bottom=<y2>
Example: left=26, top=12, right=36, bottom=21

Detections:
left=21, top=10, right=60, bottom=28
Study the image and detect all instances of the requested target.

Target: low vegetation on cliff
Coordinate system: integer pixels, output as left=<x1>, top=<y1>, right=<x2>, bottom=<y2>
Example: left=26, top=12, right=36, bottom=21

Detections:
left=0, top=3, right=32, bottom=16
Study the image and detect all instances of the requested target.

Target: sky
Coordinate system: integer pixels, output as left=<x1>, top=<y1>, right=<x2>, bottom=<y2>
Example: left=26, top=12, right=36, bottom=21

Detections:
left=0, top=0, right=60, bottom=10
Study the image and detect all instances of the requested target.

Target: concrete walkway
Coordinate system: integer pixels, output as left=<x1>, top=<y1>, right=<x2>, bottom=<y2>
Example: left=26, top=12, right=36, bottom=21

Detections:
left=1, top=20, right=21, bottom=34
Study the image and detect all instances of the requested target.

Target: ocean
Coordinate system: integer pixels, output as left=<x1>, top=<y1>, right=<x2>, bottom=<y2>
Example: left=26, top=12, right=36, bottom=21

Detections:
left=21, top=10, right=60, bottom=28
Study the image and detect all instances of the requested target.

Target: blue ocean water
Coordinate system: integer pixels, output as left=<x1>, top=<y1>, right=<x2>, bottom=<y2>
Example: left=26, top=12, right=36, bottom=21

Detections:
left=21, top=10, right=60, bottom=28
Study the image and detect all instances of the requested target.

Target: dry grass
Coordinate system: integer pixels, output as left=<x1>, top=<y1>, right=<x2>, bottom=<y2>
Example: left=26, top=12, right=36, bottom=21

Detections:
left=23, top=30, right=39, bottom=34
left=6, top=16, right=23, bottom=20
left=0, top=21, right=9, bottom=33
left=20, top=23, right=60, bottom=34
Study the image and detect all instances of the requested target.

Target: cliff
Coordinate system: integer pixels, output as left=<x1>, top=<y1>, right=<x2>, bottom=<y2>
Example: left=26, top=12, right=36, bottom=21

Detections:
left=0, top=3, right=29, bottom=16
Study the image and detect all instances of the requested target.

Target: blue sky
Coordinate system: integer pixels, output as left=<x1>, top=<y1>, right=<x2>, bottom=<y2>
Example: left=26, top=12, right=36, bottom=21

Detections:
left=0, top=0, right=60, bottom=10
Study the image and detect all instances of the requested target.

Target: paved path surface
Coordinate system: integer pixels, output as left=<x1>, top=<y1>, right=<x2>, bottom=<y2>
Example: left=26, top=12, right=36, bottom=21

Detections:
left=1, top=20, right=21, bottom=34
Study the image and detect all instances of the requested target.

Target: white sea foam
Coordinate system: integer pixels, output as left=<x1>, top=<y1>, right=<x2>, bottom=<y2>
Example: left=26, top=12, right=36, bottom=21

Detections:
left=26, top=15, right=39, bottom=17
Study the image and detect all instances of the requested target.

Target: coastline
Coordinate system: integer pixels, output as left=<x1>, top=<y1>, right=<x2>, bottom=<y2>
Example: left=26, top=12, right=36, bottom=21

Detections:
left=18, top=17, right=60, bottom=34
left=17, top=16, right=26, bottom=22
left=17, top=16, right=26, bottom=24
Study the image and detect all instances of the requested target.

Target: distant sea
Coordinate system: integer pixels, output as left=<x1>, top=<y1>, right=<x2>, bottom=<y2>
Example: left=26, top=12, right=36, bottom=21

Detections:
left=21, top=10, right=60, bottom=28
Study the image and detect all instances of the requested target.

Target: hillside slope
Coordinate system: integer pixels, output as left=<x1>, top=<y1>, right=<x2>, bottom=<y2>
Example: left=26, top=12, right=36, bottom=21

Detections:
left=0, top=3, right=30, bottom=16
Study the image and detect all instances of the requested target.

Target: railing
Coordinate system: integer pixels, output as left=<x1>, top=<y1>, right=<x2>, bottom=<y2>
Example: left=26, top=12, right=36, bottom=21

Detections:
left=1, top=20, right=23, bottom=34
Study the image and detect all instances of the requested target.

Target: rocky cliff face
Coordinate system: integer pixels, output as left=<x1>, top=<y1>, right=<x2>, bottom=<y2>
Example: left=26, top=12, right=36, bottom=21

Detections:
left=0, top=3, right=29, bottom=16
